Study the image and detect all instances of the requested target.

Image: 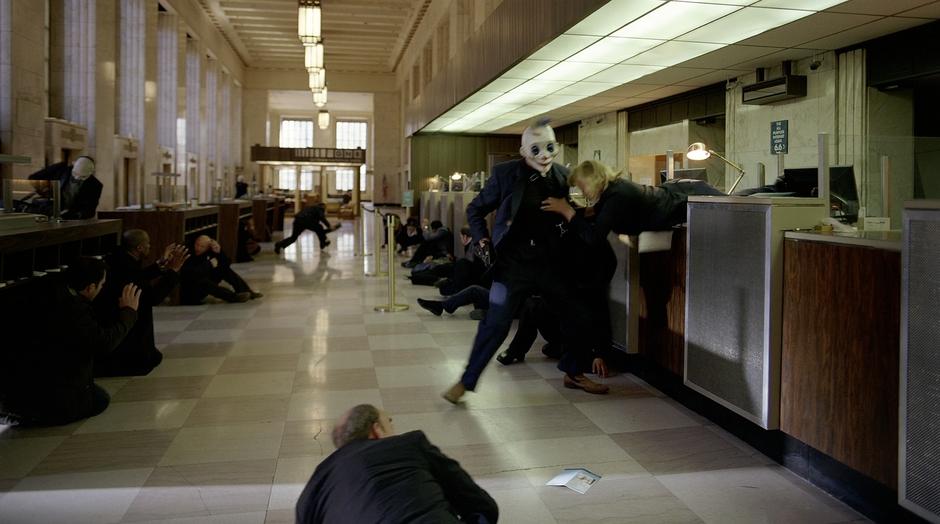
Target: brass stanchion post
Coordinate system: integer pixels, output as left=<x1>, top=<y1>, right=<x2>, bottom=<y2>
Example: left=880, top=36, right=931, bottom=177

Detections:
left=374, top=213, right=408, bottom=312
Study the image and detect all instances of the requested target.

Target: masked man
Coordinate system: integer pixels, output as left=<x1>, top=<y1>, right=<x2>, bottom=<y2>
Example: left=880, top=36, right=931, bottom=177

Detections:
left=443, top=120, right=608, bottom=404
left=61, top=156, right=103, bottom=220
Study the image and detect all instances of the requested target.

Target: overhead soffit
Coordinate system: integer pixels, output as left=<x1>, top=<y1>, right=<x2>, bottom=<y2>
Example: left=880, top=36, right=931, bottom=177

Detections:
left=198, top=0, right=423, bottom=73
left=422, top=0, right=939, bottom=135
left=268, top=90, right=373, bottom=112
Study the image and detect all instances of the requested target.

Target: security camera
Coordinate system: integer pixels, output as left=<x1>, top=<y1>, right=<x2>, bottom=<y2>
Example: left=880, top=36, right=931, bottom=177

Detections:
left=810, top=60, right=822, bottom=71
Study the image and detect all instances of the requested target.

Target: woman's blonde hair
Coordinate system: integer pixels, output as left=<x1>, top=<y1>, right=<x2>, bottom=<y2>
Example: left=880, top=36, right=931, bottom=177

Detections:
left=569, top=160, right=620, bottom=196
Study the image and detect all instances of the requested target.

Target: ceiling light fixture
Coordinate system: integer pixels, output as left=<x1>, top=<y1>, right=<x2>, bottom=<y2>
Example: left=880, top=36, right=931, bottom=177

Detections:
left=318, top=110, right=330, bottom=130
left=313, top=86, right=328, bottom=107
left=309, top=68, right=326, bottom=91
left=304, top=42, right=324, bottom=72
left=423, top=0, right=848, bottom=134
left=297, top=0, right=321, bottom=45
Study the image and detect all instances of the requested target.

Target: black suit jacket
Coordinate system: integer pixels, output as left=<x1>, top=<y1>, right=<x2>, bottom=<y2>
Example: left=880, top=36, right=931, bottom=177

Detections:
left=60, top=173, right=103, bottom=220
left=466, top=159, right=568, bottom=248
left=296, top=431, right=498, bottom=524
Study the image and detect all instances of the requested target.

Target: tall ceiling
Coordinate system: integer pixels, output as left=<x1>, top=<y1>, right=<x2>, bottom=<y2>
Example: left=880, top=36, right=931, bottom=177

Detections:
left=196, top=0, right=426, bottom=72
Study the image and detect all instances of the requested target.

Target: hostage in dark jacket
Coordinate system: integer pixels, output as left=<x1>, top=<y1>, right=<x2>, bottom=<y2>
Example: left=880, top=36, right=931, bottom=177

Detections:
left=0, top=258, right=140, bottom=426
left=180, top=235, right=261, bottom=304
left=296, top=404, right=498, bottom=524
left=94, top=230, right=188, bottom=377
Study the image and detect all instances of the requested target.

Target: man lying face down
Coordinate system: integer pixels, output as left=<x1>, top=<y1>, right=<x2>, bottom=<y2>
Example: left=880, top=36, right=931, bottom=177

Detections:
left=295, top=404, right=498, bottom=524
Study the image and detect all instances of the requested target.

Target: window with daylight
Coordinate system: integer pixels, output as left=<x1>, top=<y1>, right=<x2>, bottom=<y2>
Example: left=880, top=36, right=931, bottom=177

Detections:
left=336, top=121, right=369, bottom=191
left=277, top=167, right=315, bottom=191
left=279, top=119, right=313, bottom=148
left=335, top=168, right=355, bottom=192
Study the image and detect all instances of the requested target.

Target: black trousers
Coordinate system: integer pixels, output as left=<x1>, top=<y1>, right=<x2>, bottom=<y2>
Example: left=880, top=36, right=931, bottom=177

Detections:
left=460, top=249, right=590, bottom=390
left=182, top=264, right=251, bottom=304
left=506, top=296, right=562, bottom=357
left=277, top=217, right=327, bottom=249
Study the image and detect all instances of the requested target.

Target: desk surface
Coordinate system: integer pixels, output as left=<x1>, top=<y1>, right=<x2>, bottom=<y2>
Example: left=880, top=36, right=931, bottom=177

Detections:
left=784, top=230, right=901, bottom=251
left=0, top=218, right=121, bottom=245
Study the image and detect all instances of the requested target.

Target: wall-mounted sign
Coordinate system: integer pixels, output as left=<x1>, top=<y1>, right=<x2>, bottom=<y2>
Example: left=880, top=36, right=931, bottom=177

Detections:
left=771, top=120, right=788, bottom=154
left=402, top=190, right=414, bottom=208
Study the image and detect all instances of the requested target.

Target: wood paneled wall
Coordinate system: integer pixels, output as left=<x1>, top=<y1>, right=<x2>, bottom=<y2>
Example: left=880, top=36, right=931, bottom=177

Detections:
left=638, top=227, right=687, bottom=376
left=780, top=238, right=900, bottom=489
left=404, top=0, right=608, bottom=136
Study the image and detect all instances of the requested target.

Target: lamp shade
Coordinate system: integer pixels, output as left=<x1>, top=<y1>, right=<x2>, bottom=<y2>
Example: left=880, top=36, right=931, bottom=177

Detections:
left=308, top=68, right=326, bottom=91
left=318, top=110, right=330, bottom=130
left=687, top=142, right=711, bottom=161
left=304, top=42, right=324, bottom=72
left=313, top=86, right=328, bottom=107
left=297, top=0, right=321, bottom=45
left=451, top=172, right=463, bottom=180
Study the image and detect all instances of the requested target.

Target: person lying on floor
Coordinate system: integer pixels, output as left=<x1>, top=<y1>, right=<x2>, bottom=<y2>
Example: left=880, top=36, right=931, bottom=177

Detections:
left=180, top=235, right=263, bottom=304
left=295, top=404, right=498, bottom=524
left=402, top=220, right=453, bottom=269
left=416, top=283, right=489, bottom=321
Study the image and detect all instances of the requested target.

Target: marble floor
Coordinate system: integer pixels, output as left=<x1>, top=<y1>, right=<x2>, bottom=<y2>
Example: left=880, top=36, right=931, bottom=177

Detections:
left=0, top=219, right=867, bottom=524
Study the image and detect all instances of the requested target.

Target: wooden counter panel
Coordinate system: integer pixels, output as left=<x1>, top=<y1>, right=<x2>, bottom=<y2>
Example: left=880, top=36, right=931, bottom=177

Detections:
left=638, top=228, right=687, bottom=376
left=781, top=238, right=900, bottom=489
left=0, top=219, right=121, bottom=253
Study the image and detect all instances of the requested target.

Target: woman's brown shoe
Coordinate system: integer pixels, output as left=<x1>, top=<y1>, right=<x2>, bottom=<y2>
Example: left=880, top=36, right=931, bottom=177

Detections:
left=442, top=383, right=466, bottom=404
left=564, top=374, right=609, bottom=395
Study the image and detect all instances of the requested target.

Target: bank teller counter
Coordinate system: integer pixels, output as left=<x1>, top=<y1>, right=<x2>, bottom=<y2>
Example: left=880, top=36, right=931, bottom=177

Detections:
left=205, top=200, right=253, bottom=260
left=251, top=197, right=286, bottom=242
left=683, top=196, right=827, bottom=429
left=0, top=219, right=122, bottom=386
left=780, top=229, right=901, bottom=490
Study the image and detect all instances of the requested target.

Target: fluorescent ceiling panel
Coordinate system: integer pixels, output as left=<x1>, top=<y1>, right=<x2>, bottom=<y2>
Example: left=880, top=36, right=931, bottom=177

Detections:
left=555, top=82, right=620, bottom=96
left=678, top=7, right=814, bottom=44
left=514, top=79, right=575, bottom=95
left=479, top=77, right=527, bottom=92
left=539, top=93, right=588, bottom=105
left=753, top=0, right=847, bottom=9
left=536, top=61, right=610, bottom=81
left=568, top=37, right=664, bottom=64
left=677, top=0, right=755, bottom=4
left=528, top=34, right=600, bottom=60
left=612, top=2, right=739, bottom=40
left=585, top=64, right=664, bottom=83
left=565, top=0, right=665, bottom=36
left=502, top=60, right=558, bottom=79
left=623, top=41, right=724, bottom=67
left=462, top=92, right=502, bottom=105
left=493, top=91, right=544, bottom=105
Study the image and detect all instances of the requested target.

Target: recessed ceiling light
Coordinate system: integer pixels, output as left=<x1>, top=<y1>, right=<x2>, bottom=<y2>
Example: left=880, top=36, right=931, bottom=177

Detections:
left=529, top=35, right=600, bottom=61
left=677, top=7, right=813, bottom=44
left=565, top=0, right=665, bottom=37
left=622, top=41, right=724, bottom=67
left=568, top=37, right=664, bottom=64
left=612, top=2, right=738, bottom=40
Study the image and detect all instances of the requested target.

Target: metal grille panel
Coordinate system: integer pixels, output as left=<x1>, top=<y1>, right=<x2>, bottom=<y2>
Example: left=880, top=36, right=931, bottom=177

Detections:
left=686, top=203, right=769, bottom=424
left=902, top=216, right=940, bottom=521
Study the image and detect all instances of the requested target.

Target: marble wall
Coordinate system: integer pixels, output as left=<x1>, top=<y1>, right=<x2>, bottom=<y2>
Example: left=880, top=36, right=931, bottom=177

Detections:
left=578, top=112, right=619, bottom=170
left=725, top=54, right=838, bottom=192
left=0, top=0, right=46, bottom=179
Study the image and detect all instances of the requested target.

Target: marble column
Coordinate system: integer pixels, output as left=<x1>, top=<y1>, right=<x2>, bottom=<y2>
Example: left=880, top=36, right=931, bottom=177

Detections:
left=241, top=87, right=268, bottom=186
left=185, top=37, right=202, bottom=198
left=157, top=10, right=179, bottom=151
left=205, top=57, right=218, bottom=200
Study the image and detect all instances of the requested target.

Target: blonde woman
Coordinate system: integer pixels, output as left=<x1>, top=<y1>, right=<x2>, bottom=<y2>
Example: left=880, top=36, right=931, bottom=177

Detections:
left=540, top=160, right=723, bottom=243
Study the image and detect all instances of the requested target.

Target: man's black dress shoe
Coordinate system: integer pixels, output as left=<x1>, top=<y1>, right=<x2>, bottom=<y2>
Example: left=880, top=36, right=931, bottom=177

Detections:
left=496, top=351, right=524, bottom=365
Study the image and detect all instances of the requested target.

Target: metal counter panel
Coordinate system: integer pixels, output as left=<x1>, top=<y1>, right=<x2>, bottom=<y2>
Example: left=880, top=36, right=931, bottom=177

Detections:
left=685, top=202, right=771, bottom=426
left=900, top=207, right=940, bottom=523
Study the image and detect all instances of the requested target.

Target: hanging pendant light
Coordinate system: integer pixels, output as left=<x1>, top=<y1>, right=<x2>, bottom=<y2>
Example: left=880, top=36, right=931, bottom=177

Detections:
left=318, top=110, right=330, bottom=130
left=304, top=41, right=324, bottom=72
left=297, top=0, right=321, bottom=45
left=313, top=86, right=328, bottom=107
left=308, top=68, right=326, bottom=91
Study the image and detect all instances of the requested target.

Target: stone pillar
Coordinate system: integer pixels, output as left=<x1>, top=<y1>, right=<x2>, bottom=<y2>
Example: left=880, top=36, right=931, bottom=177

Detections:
left=374, top=91, right=402, bottom=204
left=0, top=0, right=46, bottom=180
left=219, top=71, right=231, bottom=193
left=241, top=87, right=268, bottom=188
left=185, top=38, right=202, bottom=198
left=205, top=57, right=218, bottom=200
left=157, top=10, right=178, bottom=151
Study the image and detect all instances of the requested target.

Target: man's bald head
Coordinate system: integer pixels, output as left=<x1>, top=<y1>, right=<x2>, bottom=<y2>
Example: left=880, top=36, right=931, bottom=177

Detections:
left=193, top=235, right=211, bottom=256
left=123, top=229, right=151, bottom=259
left=331, top=404, right=394, bottom=448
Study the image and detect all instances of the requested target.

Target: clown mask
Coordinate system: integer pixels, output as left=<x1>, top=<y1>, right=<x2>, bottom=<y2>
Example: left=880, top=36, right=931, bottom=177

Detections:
left=520, top=123, right=558, bottom=175
left=71, top=157, right=95, bottom=182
